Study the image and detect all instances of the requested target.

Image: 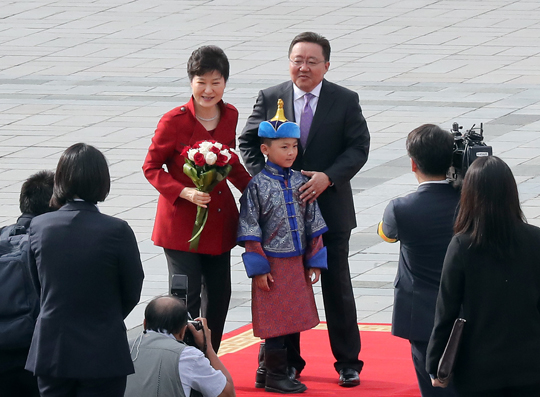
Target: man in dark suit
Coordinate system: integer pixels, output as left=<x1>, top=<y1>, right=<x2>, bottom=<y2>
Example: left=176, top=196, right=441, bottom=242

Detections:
left=0, top=170, right=54, bottom=397
left=377, top=124, right=459, bottom=397
left=239, top=31, right=370, bottom=387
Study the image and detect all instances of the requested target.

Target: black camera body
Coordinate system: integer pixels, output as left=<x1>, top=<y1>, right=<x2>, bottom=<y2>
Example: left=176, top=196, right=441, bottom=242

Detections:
left=447, top=122, right=492, bottom=188
left=188, top=319, right=203, bottom=331
left=170, top=274, right=203, bottom=345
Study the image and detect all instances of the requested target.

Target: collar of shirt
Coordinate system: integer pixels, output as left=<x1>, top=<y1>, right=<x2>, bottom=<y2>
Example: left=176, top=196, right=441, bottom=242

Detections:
left=293, top=81, right=323, bottom=123
left=146, top=329, right=177, bottom=341
left=264, top=160, right=292, bottom=180
left=71, top=198, right=100, bottom=210
left=418, top=179, right=450, bottom=187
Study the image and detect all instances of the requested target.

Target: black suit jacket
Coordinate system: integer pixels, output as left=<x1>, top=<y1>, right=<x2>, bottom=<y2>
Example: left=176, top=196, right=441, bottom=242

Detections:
left=426, top=224, right=540, bottom=392
left=380, top=183, right=460, bottom=342
left=25, top=201, right=144, bottom=378
left=239, top=79, right=370, bottom=232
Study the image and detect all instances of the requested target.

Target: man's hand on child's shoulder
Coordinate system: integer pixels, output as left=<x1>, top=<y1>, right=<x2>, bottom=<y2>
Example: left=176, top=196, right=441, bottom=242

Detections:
left=299, top=170, right=331, bottom=204
left=254, top=273, right=274, bottom=291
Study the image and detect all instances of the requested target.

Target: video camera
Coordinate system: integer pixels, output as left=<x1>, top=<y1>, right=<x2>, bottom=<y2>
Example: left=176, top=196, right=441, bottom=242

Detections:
left=447, top=122, right=492, bottom=188
left=170, top=275, right=203, bottom=346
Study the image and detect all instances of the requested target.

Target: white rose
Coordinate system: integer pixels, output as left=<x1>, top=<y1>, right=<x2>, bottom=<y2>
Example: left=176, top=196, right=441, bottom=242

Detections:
left=187, top=149, right=198, bottom=161
left=213, top=142, right=222, bottom=150
left=199, top=141, right=213, bottom=151
left=205, top=152, right=217, bottom=166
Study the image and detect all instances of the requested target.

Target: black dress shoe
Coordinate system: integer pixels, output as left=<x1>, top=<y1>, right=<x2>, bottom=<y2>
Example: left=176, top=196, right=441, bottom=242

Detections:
left=338, top=368, right=360, bottom=387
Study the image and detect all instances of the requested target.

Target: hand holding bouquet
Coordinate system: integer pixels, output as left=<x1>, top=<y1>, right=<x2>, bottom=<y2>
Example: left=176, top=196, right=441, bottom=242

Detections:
left=181, top=140, right=238, bottom=250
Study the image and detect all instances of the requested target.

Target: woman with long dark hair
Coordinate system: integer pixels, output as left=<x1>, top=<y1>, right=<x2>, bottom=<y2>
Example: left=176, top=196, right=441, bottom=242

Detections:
left=426, top=156, right=540, bottom=396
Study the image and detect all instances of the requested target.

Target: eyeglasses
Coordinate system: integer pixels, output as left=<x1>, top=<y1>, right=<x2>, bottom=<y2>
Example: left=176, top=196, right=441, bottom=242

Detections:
left=289, top=58, right=326, bottom=67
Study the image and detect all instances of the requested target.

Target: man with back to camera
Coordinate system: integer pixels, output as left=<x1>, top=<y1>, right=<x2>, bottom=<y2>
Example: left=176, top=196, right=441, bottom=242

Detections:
left=0, top=170, right=54, bottom=239
left=125, top=296, right=235, bottom=397
left=239, top=31, right=370, bottom=387
left=377, top=124, right=459, bottom=397
left=0, top=170, right=54, bottom=397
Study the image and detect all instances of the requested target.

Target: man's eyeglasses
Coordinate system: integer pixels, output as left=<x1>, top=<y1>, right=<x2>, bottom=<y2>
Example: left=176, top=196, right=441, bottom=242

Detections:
left=289, top=58, right=325, bottom=67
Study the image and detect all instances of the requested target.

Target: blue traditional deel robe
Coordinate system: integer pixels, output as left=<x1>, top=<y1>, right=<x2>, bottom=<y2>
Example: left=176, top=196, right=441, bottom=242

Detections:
left=237, top=160, right=328, bottom=338
left=237, top=161, right=328, bottom=277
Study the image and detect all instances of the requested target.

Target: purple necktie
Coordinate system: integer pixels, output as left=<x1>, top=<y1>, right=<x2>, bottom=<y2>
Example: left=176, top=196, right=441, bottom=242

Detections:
left=300, top=93, right=314, bottom=148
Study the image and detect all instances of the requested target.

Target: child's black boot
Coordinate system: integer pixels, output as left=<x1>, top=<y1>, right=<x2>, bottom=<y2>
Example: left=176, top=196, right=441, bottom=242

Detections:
left=264, top=348, right=307, bottom=393
left=255, top=342, right=266, bottom=388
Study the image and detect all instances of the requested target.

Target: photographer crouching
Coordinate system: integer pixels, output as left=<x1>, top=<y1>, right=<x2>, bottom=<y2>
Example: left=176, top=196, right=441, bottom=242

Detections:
left=125, top=296, right=235, bottom=397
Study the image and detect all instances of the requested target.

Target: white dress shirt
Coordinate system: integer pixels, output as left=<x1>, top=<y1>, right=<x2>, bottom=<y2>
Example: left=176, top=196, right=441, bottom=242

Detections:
left=293, top=81, right=323, bottom=125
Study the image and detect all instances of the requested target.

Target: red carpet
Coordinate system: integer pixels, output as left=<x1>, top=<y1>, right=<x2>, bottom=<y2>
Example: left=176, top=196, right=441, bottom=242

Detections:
left=219, top=323, right=420, bottom=396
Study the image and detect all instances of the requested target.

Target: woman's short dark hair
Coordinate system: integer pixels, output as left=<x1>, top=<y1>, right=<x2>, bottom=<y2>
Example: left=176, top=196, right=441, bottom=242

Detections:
left=144, top=296, right=188, bottom=335
left=288, top=32, right=331, bottom=62
left=50, top=143, right=110, bottom=208
left=454, top=156, right=525, bottom=257
left=187, top=45, right=230, bottom=82
left=406, top=124, right=454, bottom=176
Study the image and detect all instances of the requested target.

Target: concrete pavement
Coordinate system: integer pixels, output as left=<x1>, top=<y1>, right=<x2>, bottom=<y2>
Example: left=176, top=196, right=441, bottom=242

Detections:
left=1, top=0, right=540, bottom=335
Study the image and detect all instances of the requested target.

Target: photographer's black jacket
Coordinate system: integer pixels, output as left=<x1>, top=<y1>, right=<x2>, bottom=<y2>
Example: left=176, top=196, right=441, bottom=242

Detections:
left=379, top=181, right=459, bottom=342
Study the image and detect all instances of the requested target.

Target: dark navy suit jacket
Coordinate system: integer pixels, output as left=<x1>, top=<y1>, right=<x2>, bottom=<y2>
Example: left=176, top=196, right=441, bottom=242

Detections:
left=25, top=201, right=144, bottom=378
left=239, top=79, right=370, bottom=233
left=379, top=182, right=459, bottom=342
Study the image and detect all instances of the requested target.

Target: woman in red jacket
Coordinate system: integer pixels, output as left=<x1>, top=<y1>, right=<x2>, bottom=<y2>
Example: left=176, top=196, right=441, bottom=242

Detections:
left=143, top=46, right=251, bottom=351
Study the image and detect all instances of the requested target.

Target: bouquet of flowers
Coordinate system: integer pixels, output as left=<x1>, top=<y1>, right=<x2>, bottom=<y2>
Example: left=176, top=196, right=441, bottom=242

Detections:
left=181, top=140, right=238, bottom=251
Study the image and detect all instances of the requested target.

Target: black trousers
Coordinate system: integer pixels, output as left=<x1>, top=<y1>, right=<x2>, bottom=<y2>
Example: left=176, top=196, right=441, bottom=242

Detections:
left=36, top=376, right=126, bottom=397
left=459, top=383, right=540, bottom=397
left=0, top=366, right=39, bottom=397
left=164, top=248, right=231, bottom=352
left=265, top=336, right=285, bottom=350
left=410, top=340, right=457, bottom=397
left=286, top=231, right=363, bottom=373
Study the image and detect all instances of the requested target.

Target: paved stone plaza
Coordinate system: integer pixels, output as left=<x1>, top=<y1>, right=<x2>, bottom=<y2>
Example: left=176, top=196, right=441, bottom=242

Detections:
left=1, top=0, right=540, bottom=334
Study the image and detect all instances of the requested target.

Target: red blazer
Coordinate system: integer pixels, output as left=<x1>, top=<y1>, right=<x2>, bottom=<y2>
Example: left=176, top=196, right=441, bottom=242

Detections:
left=143, top=97, right=251, bottom=255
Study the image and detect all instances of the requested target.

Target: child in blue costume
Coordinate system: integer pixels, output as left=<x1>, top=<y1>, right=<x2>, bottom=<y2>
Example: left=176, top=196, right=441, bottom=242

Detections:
left=237, top=100, right=328, bottom=394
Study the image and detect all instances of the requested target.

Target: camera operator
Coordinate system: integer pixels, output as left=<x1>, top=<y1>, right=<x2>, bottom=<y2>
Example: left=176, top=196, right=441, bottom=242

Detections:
left=377, top=124, right=459, bottom=397
left=125, top=296, right=235, bottom=397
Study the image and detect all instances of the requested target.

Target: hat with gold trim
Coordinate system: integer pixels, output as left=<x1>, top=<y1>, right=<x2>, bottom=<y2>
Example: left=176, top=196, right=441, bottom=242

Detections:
left=258, top=99, right=300, bottom=139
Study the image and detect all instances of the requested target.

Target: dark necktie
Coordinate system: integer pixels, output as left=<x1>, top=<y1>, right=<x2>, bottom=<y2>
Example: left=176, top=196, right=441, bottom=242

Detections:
left=300, top=93, right=314, bottom=148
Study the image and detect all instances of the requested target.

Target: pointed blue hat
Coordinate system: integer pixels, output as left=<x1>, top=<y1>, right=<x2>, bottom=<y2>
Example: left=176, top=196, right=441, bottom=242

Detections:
left=258, top=99, right=300, bottom=139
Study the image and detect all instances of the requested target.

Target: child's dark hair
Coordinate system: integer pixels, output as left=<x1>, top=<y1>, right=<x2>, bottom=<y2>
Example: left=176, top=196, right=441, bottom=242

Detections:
left=406, top=124, right=453, bottom=177
left=260, top=137, right=275, bottom=146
